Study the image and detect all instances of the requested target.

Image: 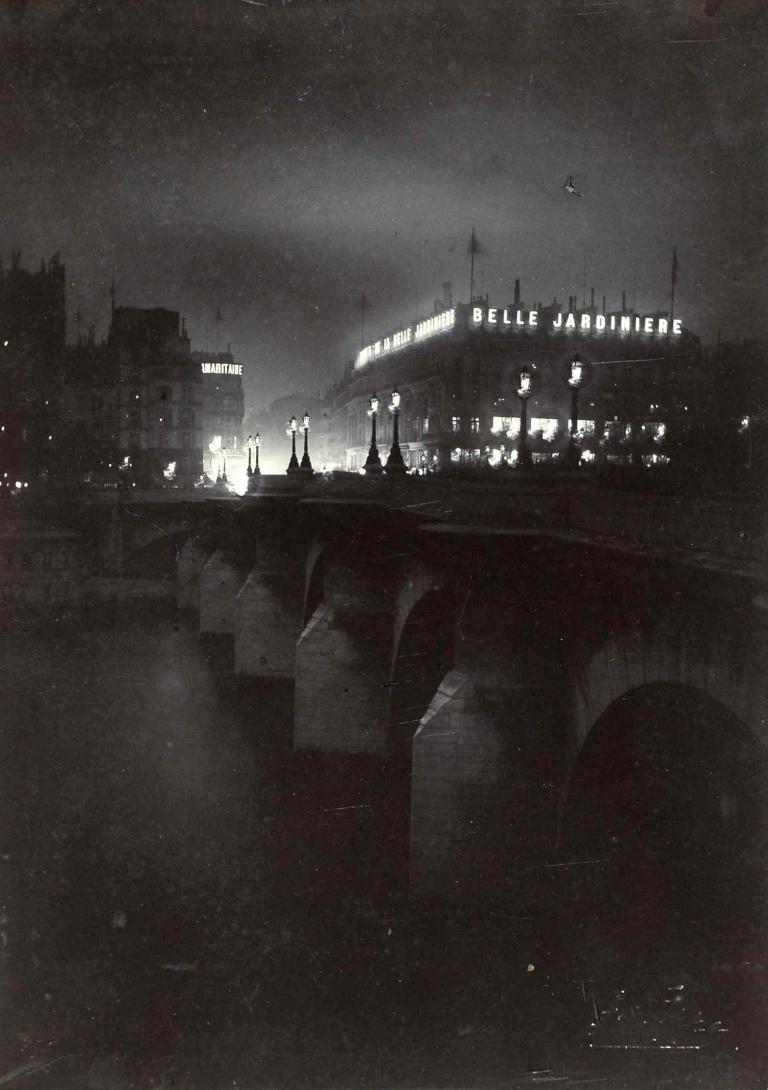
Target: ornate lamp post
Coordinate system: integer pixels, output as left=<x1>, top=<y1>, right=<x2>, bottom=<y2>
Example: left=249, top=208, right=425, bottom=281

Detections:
left=299, top=412, right=313, bottom=474
left=385, top=389, right=407, bottom=475
left=516, top=366, right=533, bottom=469
left=246, top=433, right=261, bottom=491
left=567, top=354, right=584, bottom=469
left=286, top=416, right=300, bottom=474
left=364, top=393, right=383, bottom=475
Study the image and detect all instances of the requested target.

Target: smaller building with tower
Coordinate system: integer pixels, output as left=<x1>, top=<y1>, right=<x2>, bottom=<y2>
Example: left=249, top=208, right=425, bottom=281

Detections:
left=190, top=351, right=245, bottom=482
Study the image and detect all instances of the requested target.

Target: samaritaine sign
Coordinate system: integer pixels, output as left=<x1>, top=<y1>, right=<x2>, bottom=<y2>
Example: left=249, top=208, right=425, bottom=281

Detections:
left=200, top=361, right=243, bottom=376
left=355, top=302, right=683, bottom=370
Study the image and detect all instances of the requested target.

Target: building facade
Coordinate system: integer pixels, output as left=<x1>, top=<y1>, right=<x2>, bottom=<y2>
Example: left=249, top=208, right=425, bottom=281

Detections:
left=190, top=351, right=245, bottom=481
left=110, top=306, right=203, bottom=488
left=0, top=251, right=67, bottom=488
left=330, top=286, right=708, bottom=473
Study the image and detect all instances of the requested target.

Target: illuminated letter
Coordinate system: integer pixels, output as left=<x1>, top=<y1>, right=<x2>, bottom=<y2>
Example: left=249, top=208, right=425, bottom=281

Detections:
left=565, top=313, right=576, bottom=330
left=658, top=318, right=668, bottom=335
left=620, top=316, right=631, bottom=333
left=644, top=317, right=654, bottom=333
left=502, top=308, right=512, bottom=326
left=672, top=318, right=682, bottom=335
left=528, top=311, right=538, bottom=326
left=472, top=307, right=483, bottom=324
left=595, top=315, right=606, bottom=331
left=634, top=317, right=641, bottom=332
left=580, top=314, right=591, bottom=330
left=552, top=313, right=563, bottom=329
left=488, top=308, right=498, bottom=324
left=610, top=316, right=616, bottom=330
left=515, top=310, right=525, bottom=326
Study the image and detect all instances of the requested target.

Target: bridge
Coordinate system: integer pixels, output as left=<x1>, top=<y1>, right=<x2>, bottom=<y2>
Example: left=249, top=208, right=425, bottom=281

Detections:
left=84, top=474, right=766, bottom=930
left=90, top=476, right=768, bottom=908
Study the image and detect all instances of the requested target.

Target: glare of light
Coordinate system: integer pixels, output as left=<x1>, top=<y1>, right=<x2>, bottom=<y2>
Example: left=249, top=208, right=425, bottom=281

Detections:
left=368, top=393, right=379, bottom=417
left=568, top=356, right=584, bottom=389
left=286, top=416, right=298, bottom=436
left=654, top=423, right=667, bottom=443
left=580, top=450, right=596, bottom=464
left=302, top=412, right=310, bottom=430
left=389, top=389, right=401, bottom=412
left=163, top=461, right=176, bottom=481
left=15, top=480, right=22, bottom=488
left=517, top=368, right=532, bottom=398
left=209, top=435, right=222, bottom=454
left=488, top=448, right=503, bottom=467
left=48, top=434, right=53, bottom=440
left=739, top=416, right=750, bottom=433
left=121, top=455, right=131, bottom=468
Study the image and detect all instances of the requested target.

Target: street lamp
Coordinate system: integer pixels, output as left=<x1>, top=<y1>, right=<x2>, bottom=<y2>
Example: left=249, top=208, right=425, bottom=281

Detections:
left=364, top=393, right=383, bottom=475
left=299, top=412, right=313, bottom=474
left=209, top=435, right=223, bottom=485
left=385, top=389, right=407, bottom=475
left=516, top=366, right=533, bottom=469
left=286, top=416, right=300, bottom=474
left=247, top=433, right=261, bottom=491
left=567, top=354, right=584, bottom=469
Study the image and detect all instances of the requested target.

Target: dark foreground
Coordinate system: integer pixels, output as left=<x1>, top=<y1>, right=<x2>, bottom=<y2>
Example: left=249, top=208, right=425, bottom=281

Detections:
left=0, top=602, right=763, bottom=1089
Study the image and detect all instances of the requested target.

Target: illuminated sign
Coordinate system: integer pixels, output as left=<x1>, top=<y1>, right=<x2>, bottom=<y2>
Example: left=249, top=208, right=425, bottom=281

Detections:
left=355, top=308, right=455, bottom=369
left=471, top=307, right=682, bottom=337
left=200, top=361, right=243, bottom=376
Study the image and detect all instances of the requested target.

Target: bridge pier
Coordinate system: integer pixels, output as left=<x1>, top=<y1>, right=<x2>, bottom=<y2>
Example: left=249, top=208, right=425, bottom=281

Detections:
left=294, top=556, right=397, bottom=754
left=199, top=549, right=248, bottom=635
left=234, top=566, right=301, bottom=678
left=409, top=528, right=566, bottom=902
left=177, top=535, right=213, bottom=611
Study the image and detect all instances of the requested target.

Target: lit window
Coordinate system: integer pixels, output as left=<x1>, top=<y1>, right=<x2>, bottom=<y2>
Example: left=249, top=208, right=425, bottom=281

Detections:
left=576, top=419, right=595, bottom=436
left=451, top=416, right=461, bottom=432
left=531, top=418, right=559, bottom=442
left=424, top=417, right=429, bottom=433
left=470, top=417, right=480, bottom=433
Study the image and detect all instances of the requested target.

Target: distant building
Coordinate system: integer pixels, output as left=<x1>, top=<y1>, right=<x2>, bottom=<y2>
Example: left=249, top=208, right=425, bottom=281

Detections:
left=0, top=251, right=67, bottom=487
left=109, top=306, right=203, bottom=488
left=190, top=351, right=245, bottom=480
left=329, top=283, right=709, bottom=472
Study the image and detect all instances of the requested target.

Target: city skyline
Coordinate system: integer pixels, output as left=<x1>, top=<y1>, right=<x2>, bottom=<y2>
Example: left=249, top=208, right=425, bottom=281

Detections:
left=0, top=0, right=764, bottom=409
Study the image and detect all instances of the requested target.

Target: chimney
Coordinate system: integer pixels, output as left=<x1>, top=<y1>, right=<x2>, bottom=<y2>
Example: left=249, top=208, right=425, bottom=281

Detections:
left=590, top=287, right=595, bottom=308
left=621, top=290, right=627, bottom=310
left=602, top=295, right=606, bottom=314
left=442, top=281, right=453, bottom=308
left=513, top=278, right=521, bottom=307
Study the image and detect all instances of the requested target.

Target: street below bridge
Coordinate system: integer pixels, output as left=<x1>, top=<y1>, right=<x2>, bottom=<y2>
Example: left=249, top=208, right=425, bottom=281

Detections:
left=0, top=598, right=762, bottom=1089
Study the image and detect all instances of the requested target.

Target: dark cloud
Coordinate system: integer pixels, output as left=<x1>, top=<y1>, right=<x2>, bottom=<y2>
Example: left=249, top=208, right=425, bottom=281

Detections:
left=0, top=0, right=765, bottom=406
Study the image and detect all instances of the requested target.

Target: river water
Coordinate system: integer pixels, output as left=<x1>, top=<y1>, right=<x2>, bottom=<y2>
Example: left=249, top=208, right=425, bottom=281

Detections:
left=0, top=601, right=760, bottom=1088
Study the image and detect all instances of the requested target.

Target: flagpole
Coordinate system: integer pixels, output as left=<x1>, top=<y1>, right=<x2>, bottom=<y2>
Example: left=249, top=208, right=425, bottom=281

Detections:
left=469, top=227, right=476, bottom=302
left=361, top=291, right=367, bottom=348
left=670, top=246, right=677, bottom=327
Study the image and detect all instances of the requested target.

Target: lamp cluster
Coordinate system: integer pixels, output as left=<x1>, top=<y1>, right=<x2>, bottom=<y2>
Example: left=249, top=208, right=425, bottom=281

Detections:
left=514, top=354, right=584, bottom=470
left=364, top=389, right=406, bottom=476
left=286, top=413, right=313, bottom=476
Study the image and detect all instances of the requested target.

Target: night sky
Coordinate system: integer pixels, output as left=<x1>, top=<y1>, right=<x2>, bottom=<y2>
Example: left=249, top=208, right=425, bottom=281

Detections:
left=0, top=0, right=765, bottom=410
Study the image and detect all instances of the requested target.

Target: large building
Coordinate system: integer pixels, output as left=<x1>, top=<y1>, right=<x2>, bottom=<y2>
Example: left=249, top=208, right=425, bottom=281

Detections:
left=0, top=251, right=67, bottom=487
left=109, top=306, right=203, bottom=488
left=330, top=282, right=709, bottom=472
